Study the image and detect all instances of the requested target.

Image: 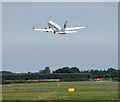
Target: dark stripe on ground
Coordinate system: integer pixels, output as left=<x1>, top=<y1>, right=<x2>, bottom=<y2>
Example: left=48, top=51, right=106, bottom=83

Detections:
left=2, top=88, right=120, bottom=92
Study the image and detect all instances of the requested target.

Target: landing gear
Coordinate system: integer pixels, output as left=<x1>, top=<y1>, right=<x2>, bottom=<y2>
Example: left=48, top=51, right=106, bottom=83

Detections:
left=54, top=31, right=56, bottom=34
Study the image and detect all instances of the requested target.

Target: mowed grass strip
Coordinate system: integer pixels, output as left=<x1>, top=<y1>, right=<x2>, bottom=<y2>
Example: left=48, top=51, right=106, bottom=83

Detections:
left=2, top=89, right=118, bottom=100
left=2, top=81, right=118, bottom=91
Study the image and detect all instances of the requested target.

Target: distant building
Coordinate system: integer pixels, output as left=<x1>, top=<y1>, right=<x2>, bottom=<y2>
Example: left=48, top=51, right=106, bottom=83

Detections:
left=94, top=78, right=104, bottom=81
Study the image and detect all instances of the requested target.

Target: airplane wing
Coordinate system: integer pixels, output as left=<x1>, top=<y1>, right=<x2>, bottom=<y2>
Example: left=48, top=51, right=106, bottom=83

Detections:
left=65, top=31, right=77, bottom=33
left=66, top=26, right=85, bottom=31
left=33, top=27, right=53, bottom=32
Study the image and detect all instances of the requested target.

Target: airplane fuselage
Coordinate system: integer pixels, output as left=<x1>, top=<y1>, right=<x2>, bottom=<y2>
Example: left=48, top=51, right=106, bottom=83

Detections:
left=48, top=21, right=66, bottom=34
left=33, top=20, right=85, bottom=34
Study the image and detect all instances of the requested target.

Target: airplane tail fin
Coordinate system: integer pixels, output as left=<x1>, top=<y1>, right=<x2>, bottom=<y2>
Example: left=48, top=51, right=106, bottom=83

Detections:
left=63, top=20, right=67, bottom=30
left=33, top=26, right=34, bottom=29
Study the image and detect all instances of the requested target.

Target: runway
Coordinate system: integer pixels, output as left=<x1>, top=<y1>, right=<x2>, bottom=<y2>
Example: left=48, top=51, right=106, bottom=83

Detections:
left=2, top=88, right=119, bottom=92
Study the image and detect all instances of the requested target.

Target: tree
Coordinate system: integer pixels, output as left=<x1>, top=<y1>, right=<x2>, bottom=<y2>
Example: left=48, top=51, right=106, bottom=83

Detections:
left=39, top=67, right=51, bottom=73
left=0, top=71, right=12, bottom=74
left=44, top=67, right=51, bottom=73
left=70, top=67, right=80, bottom=73
left=53, top=67, right=71, bottom=73
left=107, top=68, right=116, bottom=73
left=62, top=67, right=71, bottom=73
left=54, top=67, right=80, bottom=73
left=39, top=70, right=44, bottom=73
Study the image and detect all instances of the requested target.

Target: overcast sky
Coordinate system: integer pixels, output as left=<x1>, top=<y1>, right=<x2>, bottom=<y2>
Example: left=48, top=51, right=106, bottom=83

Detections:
left=2, top=2, right=118, bottom=73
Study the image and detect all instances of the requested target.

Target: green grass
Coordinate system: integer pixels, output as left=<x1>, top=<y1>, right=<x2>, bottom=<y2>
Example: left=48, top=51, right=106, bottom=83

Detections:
left=2, top=81, right=119, bottom=100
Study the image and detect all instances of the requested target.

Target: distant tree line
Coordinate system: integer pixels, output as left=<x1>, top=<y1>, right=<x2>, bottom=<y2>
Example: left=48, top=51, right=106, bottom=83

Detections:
left=1, top=67, right=119, bottom=84
left=53, top=67, right=80, bottom=73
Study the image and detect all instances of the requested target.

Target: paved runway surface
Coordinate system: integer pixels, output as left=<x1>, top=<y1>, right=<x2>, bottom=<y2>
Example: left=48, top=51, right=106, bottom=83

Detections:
left=2, top=88, right=120, bottom=92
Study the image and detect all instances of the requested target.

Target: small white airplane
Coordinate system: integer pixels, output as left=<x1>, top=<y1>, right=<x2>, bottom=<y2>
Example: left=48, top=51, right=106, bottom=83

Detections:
left=33, top=21, right=85, bottom=34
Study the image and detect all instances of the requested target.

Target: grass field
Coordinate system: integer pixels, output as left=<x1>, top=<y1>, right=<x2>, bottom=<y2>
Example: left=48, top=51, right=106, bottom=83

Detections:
left=2, top=81, right=119, bottom=100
